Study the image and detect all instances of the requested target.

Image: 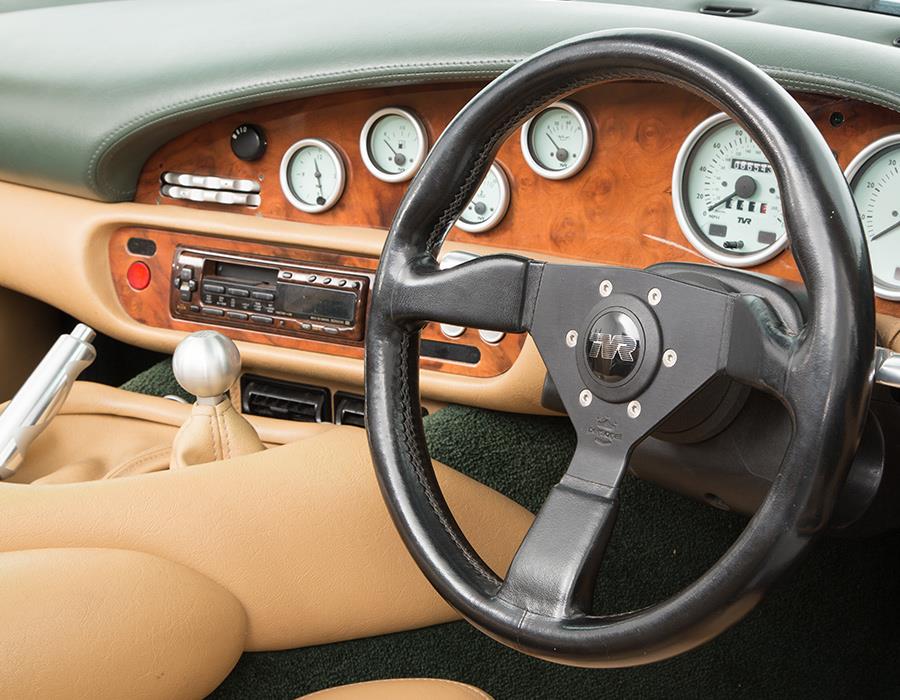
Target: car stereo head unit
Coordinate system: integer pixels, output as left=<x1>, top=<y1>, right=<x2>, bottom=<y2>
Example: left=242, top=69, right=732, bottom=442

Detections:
left=170, top=247, right=371, bottom=342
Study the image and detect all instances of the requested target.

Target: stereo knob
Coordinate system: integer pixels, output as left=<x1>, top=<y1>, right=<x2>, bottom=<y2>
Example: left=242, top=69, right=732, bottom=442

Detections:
left=230, top=124, right=267, bottom=162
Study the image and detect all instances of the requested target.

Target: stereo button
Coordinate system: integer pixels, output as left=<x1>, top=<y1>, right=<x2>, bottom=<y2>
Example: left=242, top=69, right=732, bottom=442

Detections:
left=201, top=307, right=225, bottom=317
left=227, top=287, right=249, bottom=297
left=203, top=283, right=225, bottom=294
left=251, top=291, right=275, bottom=301
left=322, top=326, right=339, bottom=335
left=250, top=315, right=273, bottom=325
left=226, top=311, right=248, bottom=321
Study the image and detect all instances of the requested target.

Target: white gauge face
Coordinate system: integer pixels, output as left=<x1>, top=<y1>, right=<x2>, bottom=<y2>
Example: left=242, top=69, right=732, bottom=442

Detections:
left=360, top=107, right=428, bottom=182
left=521, top=101, right=592, bottom=179
left=280, top=139, right=345, bottom=213
left=674, top=114, right=787, bottom=267
left=456, top=163, right=510, bottom=233
left=847, top=135, right=900, bottom=300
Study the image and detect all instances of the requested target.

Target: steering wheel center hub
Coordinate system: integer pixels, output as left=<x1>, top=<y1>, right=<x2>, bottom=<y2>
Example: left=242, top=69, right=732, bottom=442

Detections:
left=585, top=310, right=643, bottom=383
left=576, top=294, right=661, bottom=402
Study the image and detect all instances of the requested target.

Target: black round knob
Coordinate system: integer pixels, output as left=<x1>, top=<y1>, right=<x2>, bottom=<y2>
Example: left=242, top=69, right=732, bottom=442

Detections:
left=230, top=124, right=267, bottom=161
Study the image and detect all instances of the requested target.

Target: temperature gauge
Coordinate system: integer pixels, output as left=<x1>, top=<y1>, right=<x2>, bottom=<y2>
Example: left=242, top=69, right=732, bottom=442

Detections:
left=456, top=163, right=510, bottom=233
left=280, top=139, right=345, bottom=213
left=360, top=107, right=428, bottom=182
left=521, top=101, right=593, bottom=180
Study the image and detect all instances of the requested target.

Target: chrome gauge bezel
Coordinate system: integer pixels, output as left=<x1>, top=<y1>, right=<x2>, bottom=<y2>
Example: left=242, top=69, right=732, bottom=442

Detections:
left=456, top=162, right=511, bottom=233
left=844, top=133, right=900, bottom=301
left=672, top=112, right=788, bottom=268
left=359, top=106, right=428, bottom=183
left=520, top=100, right=593, bottom=180
left=279, top=138, right=346, bottom=214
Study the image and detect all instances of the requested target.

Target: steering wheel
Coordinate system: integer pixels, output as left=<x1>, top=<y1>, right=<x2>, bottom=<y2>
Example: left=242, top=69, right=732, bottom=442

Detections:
left=364, top=30, right=875, bottom=667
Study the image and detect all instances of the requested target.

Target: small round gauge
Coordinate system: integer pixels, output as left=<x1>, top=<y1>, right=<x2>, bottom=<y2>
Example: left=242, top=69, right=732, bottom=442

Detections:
left=520, top=101, right=592, bottom=180
left=673, top=113, right=787, bottom=267
left=846, top=134, right=900, bottom=301
left=456, top=163, right=510, bottom=233
left=279, top=138, right=345, bottom=213
left=360, top=107, right=428, bottom=183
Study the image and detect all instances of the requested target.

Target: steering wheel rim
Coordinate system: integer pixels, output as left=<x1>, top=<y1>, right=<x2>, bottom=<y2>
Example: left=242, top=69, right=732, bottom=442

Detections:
left=365, top=29, right=874, bottom=667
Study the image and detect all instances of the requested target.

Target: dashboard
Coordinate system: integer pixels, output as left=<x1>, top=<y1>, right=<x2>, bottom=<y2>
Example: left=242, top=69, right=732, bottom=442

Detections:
left=1, top=0, right=900, bottom=413
left=112, top=80, right=900, bottom=381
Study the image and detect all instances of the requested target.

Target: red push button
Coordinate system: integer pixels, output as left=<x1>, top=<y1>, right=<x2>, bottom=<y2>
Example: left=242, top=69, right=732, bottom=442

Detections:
left=126, top=261, right=151, bottom=291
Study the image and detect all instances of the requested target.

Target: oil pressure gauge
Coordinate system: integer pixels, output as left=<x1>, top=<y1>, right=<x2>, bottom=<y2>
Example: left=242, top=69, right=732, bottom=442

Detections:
left=521, top=101, right=593, bottom=180
left=846, top=133, right=900, bottom=300
left=360, top=107, right=428, bottom=182
left=673, top=113, right=787, bottom=267
left=456, top=163, right=510, bottom=233
left=280, top=138, right=345, bottom=213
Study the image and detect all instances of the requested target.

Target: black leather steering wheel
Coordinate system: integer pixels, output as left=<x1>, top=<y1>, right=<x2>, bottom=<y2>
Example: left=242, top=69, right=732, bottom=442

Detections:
left=364, top=30, right=875, bottom=667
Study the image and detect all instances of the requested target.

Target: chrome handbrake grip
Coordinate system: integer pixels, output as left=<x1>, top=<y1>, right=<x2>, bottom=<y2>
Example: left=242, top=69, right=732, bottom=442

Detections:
left=0, top=324, right=96, bottom=480
left=875, top=346, right=900, bottom=389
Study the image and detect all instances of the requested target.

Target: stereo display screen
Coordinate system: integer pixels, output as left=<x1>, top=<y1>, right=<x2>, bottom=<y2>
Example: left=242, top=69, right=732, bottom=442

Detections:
left=280, top=285, right=357, bottom=325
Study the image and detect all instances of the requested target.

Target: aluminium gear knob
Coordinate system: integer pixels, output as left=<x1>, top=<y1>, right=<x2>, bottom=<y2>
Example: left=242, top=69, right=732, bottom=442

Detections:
left=172, top=330, right=241, bottom=404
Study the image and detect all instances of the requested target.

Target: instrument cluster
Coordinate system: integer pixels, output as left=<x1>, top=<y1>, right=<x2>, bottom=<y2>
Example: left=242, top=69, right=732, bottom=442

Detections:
left=154, top=85, right=900, bottom=305
left=276, top=100, right=593, bottom=234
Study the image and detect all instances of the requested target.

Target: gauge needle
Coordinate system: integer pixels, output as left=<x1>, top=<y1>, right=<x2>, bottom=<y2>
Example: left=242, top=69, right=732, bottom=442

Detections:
left=546, top=133, right=569, bottom=163
left=707, top=174, right=758, bottom=212
left=313, top=159, right=324, bottom=196
left=383, top=139, right=407, bottom=166
left=870, top=219, right=900, bottom=242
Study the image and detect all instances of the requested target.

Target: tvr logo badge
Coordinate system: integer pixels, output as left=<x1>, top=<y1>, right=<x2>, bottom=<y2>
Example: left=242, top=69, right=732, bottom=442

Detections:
left=584, top=311, right=643, bottom=383
left=588, top=332, right=638, bottom=362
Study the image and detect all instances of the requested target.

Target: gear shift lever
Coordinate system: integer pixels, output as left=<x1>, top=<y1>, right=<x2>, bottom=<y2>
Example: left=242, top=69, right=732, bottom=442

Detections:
left=172, top=330, right=242, bottom=405
left=169, top=331, right=264, bottom=469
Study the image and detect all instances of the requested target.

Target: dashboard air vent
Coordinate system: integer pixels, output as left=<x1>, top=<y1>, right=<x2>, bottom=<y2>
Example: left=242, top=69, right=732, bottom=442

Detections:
left=699, top=5, right=757, bottom=17
left=160, top=171, right=261, bottom=207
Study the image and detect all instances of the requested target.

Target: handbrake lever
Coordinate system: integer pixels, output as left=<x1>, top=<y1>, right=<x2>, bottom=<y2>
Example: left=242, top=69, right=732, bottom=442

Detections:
left=0, top=324, right=96, bottom=480
left=876, top=346, right=900, bottom=389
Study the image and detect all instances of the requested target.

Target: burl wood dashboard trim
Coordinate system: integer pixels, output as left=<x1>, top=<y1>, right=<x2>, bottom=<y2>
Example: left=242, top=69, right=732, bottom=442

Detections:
left=136, top=80, right=900, bottom=317
left=110, top=227, right=526, bottom=378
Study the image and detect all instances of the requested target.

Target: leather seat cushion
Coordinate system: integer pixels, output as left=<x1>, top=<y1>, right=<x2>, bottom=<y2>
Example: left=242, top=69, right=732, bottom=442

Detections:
left=301, top=678, right=492, bottom=699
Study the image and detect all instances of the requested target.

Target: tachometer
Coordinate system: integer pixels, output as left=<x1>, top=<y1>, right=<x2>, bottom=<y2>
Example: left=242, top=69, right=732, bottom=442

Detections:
left=845, top=134, right=900, bottom=301
left=673, top=113, right=787, bottom=267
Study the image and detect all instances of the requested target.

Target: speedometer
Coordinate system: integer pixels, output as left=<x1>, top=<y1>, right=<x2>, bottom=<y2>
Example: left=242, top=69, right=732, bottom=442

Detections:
left=845, top=134, right=900, bottom=301
left=673, top=113, right=787, bottom=267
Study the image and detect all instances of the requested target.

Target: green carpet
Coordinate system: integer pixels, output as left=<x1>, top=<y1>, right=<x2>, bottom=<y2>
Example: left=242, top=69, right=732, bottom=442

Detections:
left=204, top=404, right=900, bottom=699
left=119, top=359, right=193, bottom=402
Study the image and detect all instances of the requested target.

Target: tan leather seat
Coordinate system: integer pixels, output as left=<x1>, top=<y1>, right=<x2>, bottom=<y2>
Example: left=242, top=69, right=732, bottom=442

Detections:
left=301, top=678, right=492, bottom=699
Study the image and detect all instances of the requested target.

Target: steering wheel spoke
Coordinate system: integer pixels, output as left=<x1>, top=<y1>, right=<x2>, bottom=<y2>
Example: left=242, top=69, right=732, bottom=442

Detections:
left=724, top=293, right=800, bottom=401
left=498, top=442, right=622, bottom=619
left=388, top=254, right=544, bottom=332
